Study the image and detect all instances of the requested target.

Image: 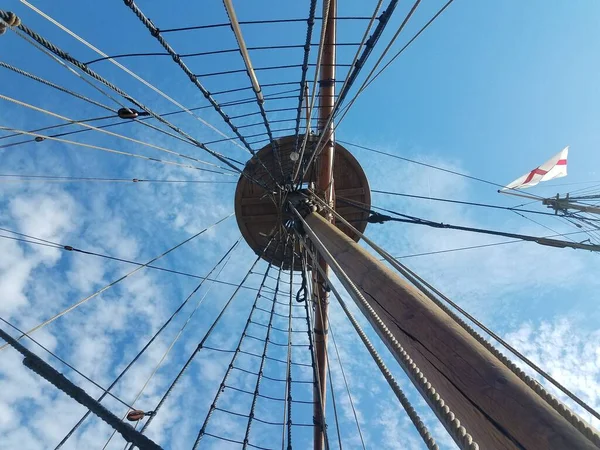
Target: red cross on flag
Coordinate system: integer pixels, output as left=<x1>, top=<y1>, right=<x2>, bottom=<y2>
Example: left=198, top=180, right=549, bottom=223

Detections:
left=501, top=147, right=569, bottom=190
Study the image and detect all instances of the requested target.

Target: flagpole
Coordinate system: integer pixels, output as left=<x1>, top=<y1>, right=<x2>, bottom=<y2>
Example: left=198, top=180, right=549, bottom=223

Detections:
left=497, top=189, right=543, bottom=201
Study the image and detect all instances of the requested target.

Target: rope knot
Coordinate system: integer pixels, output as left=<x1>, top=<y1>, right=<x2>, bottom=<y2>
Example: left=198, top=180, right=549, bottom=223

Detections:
left=0, top=12, right=21, bottom=36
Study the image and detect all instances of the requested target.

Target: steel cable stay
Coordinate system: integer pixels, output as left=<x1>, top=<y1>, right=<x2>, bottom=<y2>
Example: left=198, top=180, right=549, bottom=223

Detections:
left=0, top=99, right=246, bottom=168
left=333, top=0, right=455, bottom=126
left=0, top=213, right=234, bottom=352
left=371, top=189, right=600, bottom=221
left=0, top=116, right=115, bottom=145
left=0, top=317, right=135, bottom=411
left=0, top=12, right=272, bottom=191
left=222, top=0, right=283, bottom=180
left=311, top=194, right=600, bottom=436
left=340, top=140, right=545, bottom=199
left=18, top=0, right=252, bottom=156
left=127, top=235, right=280, bottom=446
left=324, top=311, right=366, bottom=450
left=8, top=26, right=131, bottom=110
left=98, top=238, right=244, bottom=450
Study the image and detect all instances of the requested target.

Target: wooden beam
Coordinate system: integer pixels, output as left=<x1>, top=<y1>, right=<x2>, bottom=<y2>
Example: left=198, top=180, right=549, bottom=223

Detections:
left=304, top=211, right=597, bottom=450
left=313, top=0, right=337, bottom=448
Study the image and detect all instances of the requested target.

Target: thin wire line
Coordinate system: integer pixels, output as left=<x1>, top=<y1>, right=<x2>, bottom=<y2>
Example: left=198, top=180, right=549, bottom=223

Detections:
left=0, top=94, right=235, bottom=173
left=0, top=174, right=236, bottom=183
left=371, top=189, right=597, bottom=220
left=341, top=140, right=544, bottom=198
left=19, top=0, right=248, bottom=153
left=0, top=126, right=234, bottom=176
left=0, top=229, right=273, bottom=292
left=327, top=315, right=365, bottom=449
left=298, top=0, right=423, bottom=183
left=98, top=239, right=242, bottom=450
left=2, top=12, right=265, bottom=187
left=0, top=61, right=115, bottom=112
left=0, top=214, right=233, bottom=351
left=0, top=317, right=134, bottom=410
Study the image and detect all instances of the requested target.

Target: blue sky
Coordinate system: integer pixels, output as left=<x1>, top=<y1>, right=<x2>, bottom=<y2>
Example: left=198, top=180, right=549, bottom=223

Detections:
left=1, top=1, right=600, bottom=449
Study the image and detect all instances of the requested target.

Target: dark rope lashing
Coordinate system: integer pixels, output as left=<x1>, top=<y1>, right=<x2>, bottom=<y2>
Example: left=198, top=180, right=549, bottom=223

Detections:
left=296, top=251, right=308, bottom=303
left=0, top=11, right=20, bottom=35
left=118, top=107, right=150, bottom=119
left=127, top=410, right=156, bottom=422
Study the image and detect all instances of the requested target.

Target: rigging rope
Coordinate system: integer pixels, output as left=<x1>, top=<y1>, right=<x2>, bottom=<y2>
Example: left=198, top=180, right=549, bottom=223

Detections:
left=0, top=317, right=134, bottom=411
left=0, top=327, right=162, bottom=450
left=128, top=235, right=280, bottom=446
left=192, top=241, right=284, bottom=449
left=0, top=228, right=275, bottom=293
left=341, top=140, right=544, bottom=198
left=302, top=243, right=331, bottom=450
left=340, top=0, right=455, bottom=112
left=0, top=10, right=271, bottom=189
left=292, top=0, right=318, bottom=157
left=338, top=196, right=600, bottom=251
left=0, top=174, right=236, bottom=183
left=0, top=213, right=233, bottom=352
left=0, top=61, right=115, bottom=112
left=0, top=126, right=233, bottom=176
left=19, top=0, right=250, bottom=154
left=55, top=239, right=240, bottom=450
left=100, top=239, right=243, bottom=450
left=298, top=0, right=423, bottom=184
left=0, top=94, right=236, bottom=173
left=371, top=189, right=600, bottom=221
left=314, top=194, right=600, bottom=444
left=281, top=239, right=295, bottom=450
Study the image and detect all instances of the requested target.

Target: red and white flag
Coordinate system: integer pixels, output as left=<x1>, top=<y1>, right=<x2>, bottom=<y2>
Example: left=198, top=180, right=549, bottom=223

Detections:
left=501, top=146, right=569, bottom=190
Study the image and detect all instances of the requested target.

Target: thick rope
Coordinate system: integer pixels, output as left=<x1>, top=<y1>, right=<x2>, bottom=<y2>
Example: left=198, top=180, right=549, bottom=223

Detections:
left=0, top=328, right=162, bottom=450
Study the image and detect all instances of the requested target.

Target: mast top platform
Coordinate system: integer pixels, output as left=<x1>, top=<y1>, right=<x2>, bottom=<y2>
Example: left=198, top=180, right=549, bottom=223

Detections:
left=234, top=134, right=371, bottom=270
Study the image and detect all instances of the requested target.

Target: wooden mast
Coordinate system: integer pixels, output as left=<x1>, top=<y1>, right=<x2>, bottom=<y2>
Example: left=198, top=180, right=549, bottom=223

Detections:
left=302, top=211, right=598, bottom=450
left=313, top=1, right=336, bottom=449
